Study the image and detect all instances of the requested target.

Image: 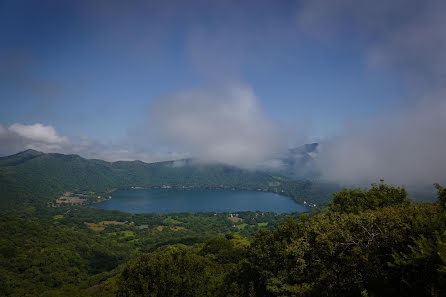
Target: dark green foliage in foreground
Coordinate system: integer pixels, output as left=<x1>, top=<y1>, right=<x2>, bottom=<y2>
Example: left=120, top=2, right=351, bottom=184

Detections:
left=117, top=246, right=226, bottom=297
left=329, top=180, right=409, bottom=213
left=0, top=216, right=130, bottom=297
left=392, top=231, right=446, bottom=297
left=434, top=183, right=446, bottom=208
left=0, top=206, right=291, bottom=296
left=118, top=183, right=446, bottom=297
left=233, top=204, right=445, bottom=297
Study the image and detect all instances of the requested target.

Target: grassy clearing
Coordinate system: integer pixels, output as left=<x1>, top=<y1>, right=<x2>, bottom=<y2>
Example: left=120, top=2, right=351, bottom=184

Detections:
left=121, top=230, right=134, bottom=237
left=85, top=223, right=105, bottom=232
left=84, top=220, right=134, bottom=231
left=153, top=225, right=186, bottom=232
left=162, top=216, right=182, bottom=225
left=236, top=223, right=248, bottom=230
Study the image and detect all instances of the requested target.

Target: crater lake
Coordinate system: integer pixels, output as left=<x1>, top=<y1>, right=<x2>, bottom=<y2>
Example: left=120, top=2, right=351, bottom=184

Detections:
left=93, top=189, right=308, bottom=214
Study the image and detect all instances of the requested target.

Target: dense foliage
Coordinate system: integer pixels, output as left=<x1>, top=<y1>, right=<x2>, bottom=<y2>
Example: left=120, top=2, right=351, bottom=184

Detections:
left=434, top=183, right=446, bottom=208
left=329, top=180, right=409, bottom=213
left=0, top=216, right=129, bottom=296
left=0, top=205, right=296, bottom=296
left=118, top=246, right=226, bottom=297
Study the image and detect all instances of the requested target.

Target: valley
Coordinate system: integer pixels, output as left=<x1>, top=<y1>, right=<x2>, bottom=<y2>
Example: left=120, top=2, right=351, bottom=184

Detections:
left=0, top=150, right=443, bottom=297
left=0, top=149, right=335, bottom=211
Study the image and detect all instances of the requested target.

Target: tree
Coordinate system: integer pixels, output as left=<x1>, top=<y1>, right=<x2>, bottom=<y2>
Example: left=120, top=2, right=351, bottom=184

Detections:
left=434, top=183, right=446, bottom=208
left=392, top=231, right=446, bottom=297
left=329, top=180, right=409, bottom=213
left=117, top=245, right=224, bottom=297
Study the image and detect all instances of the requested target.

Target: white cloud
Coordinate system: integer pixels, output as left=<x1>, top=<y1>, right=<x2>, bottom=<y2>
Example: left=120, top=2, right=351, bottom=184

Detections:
left=150, top=83, right=287, bottom=167
left=0, top=122, right=188, bottom=163
left=0, top=123, right=69, bottom=154
left=8, top=123, right=68, bottom=144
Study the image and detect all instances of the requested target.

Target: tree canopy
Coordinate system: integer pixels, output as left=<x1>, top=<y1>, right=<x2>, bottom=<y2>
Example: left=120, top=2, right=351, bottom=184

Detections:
left=329, top=180, right=409, bottom=213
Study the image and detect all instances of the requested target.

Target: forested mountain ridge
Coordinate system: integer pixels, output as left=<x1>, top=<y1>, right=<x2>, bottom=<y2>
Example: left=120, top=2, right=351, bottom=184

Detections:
left=0, top=150, right=334, bottom=209
left=0, top=149, right=44, bottom=166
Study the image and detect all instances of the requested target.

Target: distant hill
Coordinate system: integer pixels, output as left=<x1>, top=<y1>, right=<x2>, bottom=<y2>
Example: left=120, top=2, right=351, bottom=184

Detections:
left=0, top=150, right=288, bottom=209
left=0, top=149, right=340, bottom=210
left=0, top=149, right=44, bottom=167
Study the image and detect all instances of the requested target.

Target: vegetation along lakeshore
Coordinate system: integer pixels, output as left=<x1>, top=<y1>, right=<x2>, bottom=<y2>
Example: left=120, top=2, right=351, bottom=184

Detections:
left=1, top=150, right=445, bottom=296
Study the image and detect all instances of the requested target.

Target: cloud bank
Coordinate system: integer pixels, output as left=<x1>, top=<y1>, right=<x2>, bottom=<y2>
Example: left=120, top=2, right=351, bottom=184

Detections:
left=318, top=97, right=446, bottom=185
left=0, top=122, right=186, bottom=164
left=149, top=83, right=286, bottom=167
left=0, top=123, right=69, bottom=153
left=297, top=0, right=446, bottom=185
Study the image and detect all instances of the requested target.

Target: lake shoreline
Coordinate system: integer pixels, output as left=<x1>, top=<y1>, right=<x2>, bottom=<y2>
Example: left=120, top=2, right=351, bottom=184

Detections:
left=93, top=188, right=309, bottom=214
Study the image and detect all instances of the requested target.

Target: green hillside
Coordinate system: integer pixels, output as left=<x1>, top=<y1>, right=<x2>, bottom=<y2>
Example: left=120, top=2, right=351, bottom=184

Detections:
left=0, top=150, right=330, bottom=209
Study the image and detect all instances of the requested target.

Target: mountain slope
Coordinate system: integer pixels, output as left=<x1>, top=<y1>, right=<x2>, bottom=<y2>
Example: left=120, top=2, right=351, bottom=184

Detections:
left=0, top=149, right=43, bottom=167
left=0, top=151, right=286, bottom=209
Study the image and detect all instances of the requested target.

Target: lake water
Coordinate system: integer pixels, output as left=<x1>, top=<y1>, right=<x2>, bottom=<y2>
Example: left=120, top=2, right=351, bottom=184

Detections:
left=93, top=189, right=308, bottom=214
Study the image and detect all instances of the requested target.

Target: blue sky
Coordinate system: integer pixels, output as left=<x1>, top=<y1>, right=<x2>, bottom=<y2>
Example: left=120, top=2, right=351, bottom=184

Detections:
left=1, top=0, right=445, bottom=184
left=0, top=0, right=403, bottom=141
